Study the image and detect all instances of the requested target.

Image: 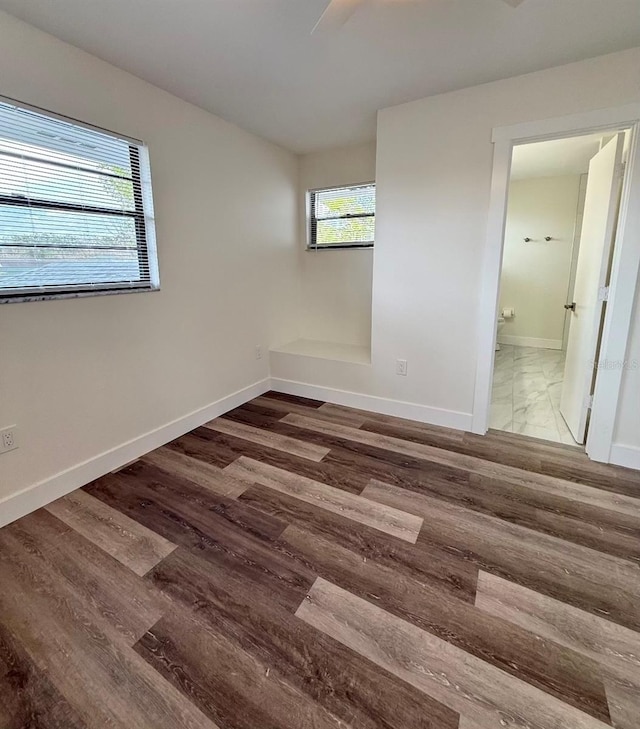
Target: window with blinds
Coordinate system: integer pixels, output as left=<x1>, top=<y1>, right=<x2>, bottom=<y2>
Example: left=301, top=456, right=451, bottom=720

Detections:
left=308, top=183, right=375, bottom=250
left=0, top=97, right=158, bottom=303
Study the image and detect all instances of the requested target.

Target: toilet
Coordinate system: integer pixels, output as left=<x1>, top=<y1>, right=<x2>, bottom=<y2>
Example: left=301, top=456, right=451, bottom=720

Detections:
left=496, top=315, right=505, bottom=351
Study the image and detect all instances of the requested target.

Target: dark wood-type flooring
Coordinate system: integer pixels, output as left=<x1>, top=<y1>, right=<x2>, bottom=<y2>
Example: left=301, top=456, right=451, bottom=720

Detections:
left=2, top=391, right=640, bottom=728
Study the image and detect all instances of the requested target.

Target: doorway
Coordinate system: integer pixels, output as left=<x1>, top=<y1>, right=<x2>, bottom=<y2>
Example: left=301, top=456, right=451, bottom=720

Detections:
left=490, top=131, right=628, bottom=445
left=472, top=104, right=640, bottom=463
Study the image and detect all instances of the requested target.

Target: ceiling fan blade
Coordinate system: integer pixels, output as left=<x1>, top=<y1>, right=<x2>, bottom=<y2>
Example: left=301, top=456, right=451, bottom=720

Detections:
left=501, top=0, right=526, bottom=6
left=311, top=0, right=367, bottom=34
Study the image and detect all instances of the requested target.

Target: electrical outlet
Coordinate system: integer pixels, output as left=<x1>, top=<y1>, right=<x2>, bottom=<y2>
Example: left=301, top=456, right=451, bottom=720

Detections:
left=255, top=345, right=263, bottom=360
left=396, top=359, right=408, bottom=376
left=0, top=426, right=18, bottom=454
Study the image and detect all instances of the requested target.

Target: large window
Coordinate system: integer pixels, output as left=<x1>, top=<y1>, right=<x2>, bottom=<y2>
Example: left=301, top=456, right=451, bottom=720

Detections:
left=0, top=97, right=158, bottom=303
left=308, top=183, right=375, bottom=250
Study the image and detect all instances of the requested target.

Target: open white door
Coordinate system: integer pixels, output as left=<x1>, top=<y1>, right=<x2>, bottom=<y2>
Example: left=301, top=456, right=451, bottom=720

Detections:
left=560, top=134, right=625, bottom=444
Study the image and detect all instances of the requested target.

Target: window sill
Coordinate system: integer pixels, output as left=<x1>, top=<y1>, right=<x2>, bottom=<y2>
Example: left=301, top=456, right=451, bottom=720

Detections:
left=306, top=243, right=374, bottom=252
left=0, top=284, right=159, bottom=305
left=270, top=338, right=371, bottom=365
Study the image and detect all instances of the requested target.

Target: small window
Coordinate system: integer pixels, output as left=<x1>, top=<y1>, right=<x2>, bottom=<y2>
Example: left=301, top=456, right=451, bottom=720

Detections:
left=308, top=183, right=375, bottom=250
left=0, top=97, right=158, bottom=303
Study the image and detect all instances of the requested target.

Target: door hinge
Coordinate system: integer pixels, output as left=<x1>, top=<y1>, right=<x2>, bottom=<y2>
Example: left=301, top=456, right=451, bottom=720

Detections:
left=615, top=161, right=626, bottom=180
left=587, top=394, right=594, bottom=410
left=598, top=285, right=610, bottom=302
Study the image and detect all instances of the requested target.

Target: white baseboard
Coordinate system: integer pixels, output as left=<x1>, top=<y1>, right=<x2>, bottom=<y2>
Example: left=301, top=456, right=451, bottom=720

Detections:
left=0, top=378, right=270, bottom=529
left=6, top=372, right=635, bottom=530
left=610, top=443, right=640, bottom=471
left=270, top=377, right=473, bottom=431
left=498, top=335, right=563, bottom=350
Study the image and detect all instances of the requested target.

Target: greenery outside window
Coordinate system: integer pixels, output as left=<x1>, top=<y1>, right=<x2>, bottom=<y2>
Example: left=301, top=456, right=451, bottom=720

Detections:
left=0, top=97, right=158, bottom=303
left=308, top=183, right=375, bottom=250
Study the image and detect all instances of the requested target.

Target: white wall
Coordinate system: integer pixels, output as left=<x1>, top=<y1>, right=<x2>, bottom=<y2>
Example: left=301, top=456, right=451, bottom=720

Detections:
left=271, top=47, right=640, bottom=451
left=499, top=175, right=582, bottom=349
left=298, top=142, right=375, bottom=347
left=0, top=11, right=299, bottom=505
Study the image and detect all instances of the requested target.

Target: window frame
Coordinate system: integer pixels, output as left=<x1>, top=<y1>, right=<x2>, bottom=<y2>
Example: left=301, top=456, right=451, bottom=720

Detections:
left=0, top=95, right=159, bottom=304
left=307, top=182, right=375, bottom=251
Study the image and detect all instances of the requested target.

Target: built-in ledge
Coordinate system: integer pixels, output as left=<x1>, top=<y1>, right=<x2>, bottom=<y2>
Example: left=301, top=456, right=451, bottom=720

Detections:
left=270, top=338, right=371, bottom=365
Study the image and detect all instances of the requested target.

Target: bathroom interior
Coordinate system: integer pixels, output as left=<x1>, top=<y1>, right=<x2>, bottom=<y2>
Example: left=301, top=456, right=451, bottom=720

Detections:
left=491, top=132, right=627, bottom=446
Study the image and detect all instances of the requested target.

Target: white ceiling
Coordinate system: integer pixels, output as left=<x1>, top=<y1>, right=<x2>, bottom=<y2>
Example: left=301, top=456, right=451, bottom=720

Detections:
left=0, top=0, right=639, bottom=153
left=511, top=134, right=607, bottom=180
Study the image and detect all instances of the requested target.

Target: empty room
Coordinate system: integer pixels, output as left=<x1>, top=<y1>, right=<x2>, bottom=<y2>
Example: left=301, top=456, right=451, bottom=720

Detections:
left=0, top=2, right=639, bottom=728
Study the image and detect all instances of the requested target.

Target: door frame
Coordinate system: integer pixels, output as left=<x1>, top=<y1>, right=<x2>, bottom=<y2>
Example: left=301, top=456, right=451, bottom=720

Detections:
left=472, top=103, right=640, bottom=463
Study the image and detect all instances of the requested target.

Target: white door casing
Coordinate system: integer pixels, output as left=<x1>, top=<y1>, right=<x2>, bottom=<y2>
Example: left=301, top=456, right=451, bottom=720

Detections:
left=472, top=103, right=640, bottom=465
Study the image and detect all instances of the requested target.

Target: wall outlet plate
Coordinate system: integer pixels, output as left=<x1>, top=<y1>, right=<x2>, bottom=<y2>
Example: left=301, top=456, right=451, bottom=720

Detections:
left=0, top=426, right=18, bottom=453
left=396, top=359, right=408, bottom=376
left=255, top=345, right=263, bottom=360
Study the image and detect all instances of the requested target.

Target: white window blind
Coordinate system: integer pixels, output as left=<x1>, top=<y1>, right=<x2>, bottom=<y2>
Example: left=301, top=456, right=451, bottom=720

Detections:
left=0, top=97, right=159, bottom=303
left=308, top=183, right=375, bottom=249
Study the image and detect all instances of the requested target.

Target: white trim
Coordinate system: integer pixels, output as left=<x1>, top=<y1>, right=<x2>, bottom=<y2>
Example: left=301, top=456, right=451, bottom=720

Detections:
left=497, top=335, right=563, bottom=350
left=471, top=137, right=512, bottom=434
left=473, top=104, right=640, bottom=470
left=491, top=104, right=640, bottom=143
left=4, top=369, right=637, bottom=530
left=0, top=378, right=270, bottom=529
left=610, top=444, right=640, bottom=472
left=270, top=377, right=473, bottom=431
left=588, top=124, right=640, bottom=462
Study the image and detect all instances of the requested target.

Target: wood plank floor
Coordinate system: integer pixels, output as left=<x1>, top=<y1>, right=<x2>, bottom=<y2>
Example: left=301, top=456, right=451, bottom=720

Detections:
left=2, top=391, right=640, bottom=729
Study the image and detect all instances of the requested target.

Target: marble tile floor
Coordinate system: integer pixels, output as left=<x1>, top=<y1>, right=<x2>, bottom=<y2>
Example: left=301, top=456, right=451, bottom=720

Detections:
left=491, top=345, right=579, bottom=445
